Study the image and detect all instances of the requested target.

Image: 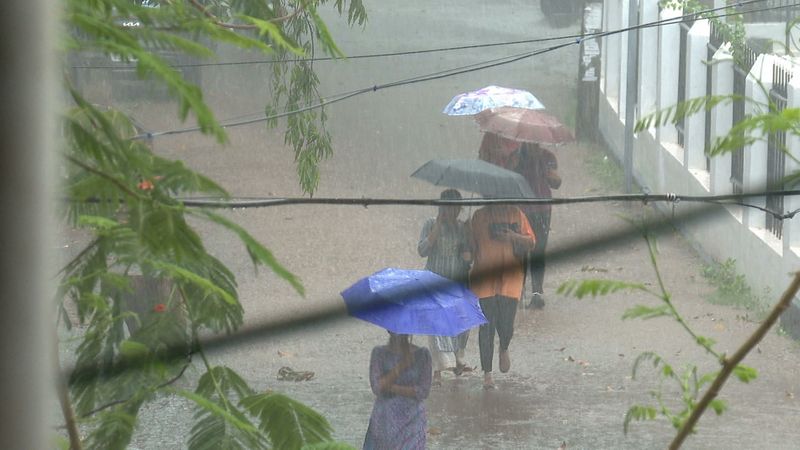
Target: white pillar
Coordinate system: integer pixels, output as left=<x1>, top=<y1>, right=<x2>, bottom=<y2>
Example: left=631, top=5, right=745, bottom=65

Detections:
left=656, top=5, right=682, bottom=145
left=743, top=54, right=779, bottom=229
left=619, top=0, right=630, bottom=119
left=709, top=43, right=734, bottom=196
left=638, top=0, right=659, bottom=133
left=685, top=19, right=710, bottom=172
left=604, top=0, right=622, bottom=110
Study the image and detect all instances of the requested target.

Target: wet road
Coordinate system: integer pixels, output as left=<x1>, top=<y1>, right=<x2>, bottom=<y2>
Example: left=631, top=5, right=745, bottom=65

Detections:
left=68, top=0, right=800, bottom=448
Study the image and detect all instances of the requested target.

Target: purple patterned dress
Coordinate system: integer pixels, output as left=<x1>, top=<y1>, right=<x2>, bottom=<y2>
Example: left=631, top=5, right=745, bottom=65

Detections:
left=364, top=345, right=432, bottom=450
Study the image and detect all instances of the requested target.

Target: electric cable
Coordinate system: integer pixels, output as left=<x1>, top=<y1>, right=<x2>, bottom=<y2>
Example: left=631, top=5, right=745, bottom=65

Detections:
left=131, top=1, right=799, bottom=141
left=69, top=0, right=775, bottom=70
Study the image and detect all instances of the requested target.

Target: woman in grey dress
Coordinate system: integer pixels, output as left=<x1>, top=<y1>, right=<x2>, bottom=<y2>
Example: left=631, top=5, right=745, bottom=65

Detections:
left=417, top=189, right=473, bottom=385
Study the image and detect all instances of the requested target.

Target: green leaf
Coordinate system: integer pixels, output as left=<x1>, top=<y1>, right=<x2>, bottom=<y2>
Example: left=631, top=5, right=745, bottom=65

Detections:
left=119, top=340, right=149, bottom=359
left=732, top=364, right=758, bottom=383
left=302, top=443, right=358, bottom=450
left=239, top=15, right=305, bottom=56
left=176, top=389, right=261, bottom=440
left=307, top=4, right=345, bottom=58
left=85, top=398, right=144, bottom=450
left=631, top=351, right=663, bottom=380
left=185, top=367, right=262, bottom=449
left=242, top=392, right=335, bottom=450
left=622, top=304, right=672, bottom=320
left=635, top=94, right=739, bottom=132
left=558, top=279, right=648, bottom=299
left=709, top=398, right=728, bottom=415
left=78, top=215, right=123, bottom=231
left=148, top=260, right=237, bottom=306
left=199, top=211, right=304, bottom=296
left=698, top=371, right=719, bottom=388
left=623, top=404, right=658, bottom=434
left=695, top=335, right=717, bottom=350
left=196, top=366, right=255, bottom=401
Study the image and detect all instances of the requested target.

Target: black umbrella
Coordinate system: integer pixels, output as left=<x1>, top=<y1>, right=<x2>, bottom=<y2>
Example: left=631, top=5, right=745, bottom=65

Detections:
left=411, top=159, right=534, bottom=198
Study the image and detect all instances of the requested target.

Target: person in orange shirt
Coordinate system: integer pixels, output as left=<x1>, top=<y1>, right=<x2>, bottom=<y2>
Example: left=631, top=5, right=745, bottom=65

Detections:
left=468, top=203, right=536, bottom=389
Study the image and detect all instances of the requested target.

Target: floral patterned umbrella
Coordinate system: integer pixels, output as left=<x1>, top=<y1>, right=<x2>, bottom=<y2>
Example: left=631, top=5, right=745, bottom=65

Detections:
left=442, top=85, right=545, bottom=116
left=475, top=107, right=573, bottom=144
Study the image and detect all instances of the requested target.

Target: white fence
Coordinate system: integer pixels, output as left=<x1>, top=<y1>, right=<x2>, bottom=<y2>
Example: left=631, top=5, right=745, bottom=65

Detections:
left=596, top=0, right=800, bottom=314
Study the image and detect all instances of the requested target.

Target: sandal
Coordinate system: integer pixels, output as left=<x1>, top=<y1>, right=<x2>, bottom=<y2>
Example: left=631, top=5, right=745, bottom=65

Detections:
left=277, top=366, right=315, bottom=382
left=453, top=363, right=474, bottom=376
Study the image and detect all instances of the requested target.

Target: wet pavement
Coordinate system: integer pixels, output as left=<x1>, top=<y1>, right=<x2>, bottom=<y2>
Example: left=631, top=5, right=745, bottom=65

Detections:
left=64, top=0, right=800, bottom=448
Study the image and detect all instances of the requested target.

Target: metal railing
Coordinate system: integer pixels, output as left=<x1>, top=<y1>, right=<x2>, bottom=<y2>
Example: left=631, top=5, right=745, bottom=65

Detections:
left=737, top=0, right=800, bottom=23
left=766, top=63, right=791, bottom=238
left=730, top=46, right=759, bottom=194
left=704, top=22, right=725, bottom=171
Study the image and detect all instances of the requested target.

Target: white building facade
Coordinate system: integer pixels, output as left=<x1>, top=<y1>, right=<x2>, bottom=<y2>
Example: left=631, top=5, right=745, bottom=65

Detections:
left=594, top=0, right=800, bottom=330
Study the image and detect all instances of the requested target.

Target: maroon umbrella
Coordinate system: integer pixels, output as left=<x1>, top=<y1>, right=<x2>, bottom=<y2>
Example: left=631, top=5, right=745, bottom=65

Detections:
left=475, top=107, right=573, bottom=144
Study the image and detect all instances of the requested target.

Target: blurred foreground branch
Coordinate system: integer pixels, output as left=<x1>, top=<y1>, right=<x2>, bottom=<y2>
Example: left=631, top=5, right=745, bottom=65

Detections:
left=669, top=272, right=800, bottom=449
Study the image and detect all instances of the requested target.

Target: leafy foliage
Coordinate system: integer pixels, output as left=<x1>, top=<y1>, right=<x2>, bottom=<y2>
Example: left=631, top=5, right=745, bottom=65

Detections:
left=556, top=279, right=650, bottom=299
left=60, top=0, right=366, bottom=448
left=558, top=231, right=758, bottom=440
left=702, top=258, right=771, bottom=314
left=242, top=391, right=337, bottom=449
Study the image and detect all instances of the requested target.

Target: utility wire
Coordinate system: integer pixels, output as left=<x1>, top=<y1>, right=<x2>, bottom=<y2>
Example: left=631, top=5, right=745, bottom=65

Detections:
left=61, top=197, right=749, bottom=383
left=132, top=1, right=796, bottom=141
left=70, top=0, right=772, bottom=70
left=171, top=189, right=800, bottom=221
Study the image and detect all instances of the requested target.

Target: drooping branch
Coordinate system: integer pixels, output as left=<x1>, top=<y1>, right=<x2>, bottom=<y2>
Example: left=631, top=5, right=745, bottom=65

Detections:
left=669, top=272, right=800, bottom=449
left=187, top=0, right=306, bottom=29
left=65, top=154, right=143, bottom=200
left=55, top=333, right=83, bottom=450
left=79, top=360, right=191, bottom=418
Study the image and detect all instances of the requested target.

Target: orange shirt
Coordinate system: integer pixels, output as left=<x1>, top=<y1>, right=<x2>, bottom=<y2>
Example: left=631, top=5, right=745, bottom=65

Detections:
left=468, top=205, right=536, bottom=300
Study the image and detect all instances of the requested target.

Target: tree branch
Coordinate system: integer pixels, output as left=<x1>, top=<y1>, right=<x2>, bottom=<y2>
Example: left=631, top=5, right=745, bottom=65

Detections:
left=79, top=359, right=191, bottom=418
left=669, top=272, right=800, bottom=449
left=187, top=0, right=306, bottom=29
left=56, top=349, right=83, bottom=449
left=64, top=154, right=143, bottom=200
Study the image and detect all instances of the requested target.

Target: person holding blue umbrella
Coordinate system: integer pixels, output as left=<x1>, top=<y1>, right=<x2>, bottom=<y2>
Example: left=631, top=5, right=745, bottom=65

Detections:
left=363, top=332, right=431, bottom=450
left=341, top=268, right=487, bottom=449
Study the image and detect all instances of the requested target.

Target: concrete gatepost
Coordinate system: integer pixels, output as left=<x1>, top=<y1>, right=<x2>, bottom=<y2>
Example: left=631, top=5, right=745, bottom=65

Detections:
left=638, top=0, right=659, bottom=136
left=685, top=19, right=710, bottom=173
left=619, top=0, right=631, bottom=119
left=603, top=0, right=622, bottom=111
left=656, top=5, right=682, bottom=145
left=743, top=54, right=779, bottom=229
left=709, top=43, right=735, bottom=196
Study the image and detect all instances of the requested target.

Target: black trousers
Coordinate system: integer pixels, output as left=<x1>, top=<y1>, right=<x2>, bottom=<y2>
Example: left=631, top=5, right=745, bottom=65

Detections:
left=524, top=212, right=551, bottom=294
left=478, top=296, right=518, bottom=373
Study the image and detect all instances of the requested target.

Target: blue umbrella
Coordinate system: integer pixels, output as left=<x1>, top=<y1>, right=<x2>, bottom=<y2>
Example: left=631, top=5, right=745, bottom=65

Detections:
left=442, top=85, right=546, bottom=116
left=341, top=268, right=487, bottom=336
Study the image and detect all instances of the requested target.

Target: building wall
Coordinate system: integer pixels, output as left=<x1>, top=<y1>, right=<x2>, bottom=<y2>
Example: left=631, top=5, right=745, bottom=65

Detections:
left=597, top=0, right=800, bottom=322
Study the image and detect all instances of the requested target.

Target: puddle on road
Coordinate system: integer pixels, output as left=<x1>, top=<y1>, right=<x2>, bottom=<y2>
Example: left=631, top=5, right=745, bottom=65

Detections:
left=426, top=374, right=546, bottom=448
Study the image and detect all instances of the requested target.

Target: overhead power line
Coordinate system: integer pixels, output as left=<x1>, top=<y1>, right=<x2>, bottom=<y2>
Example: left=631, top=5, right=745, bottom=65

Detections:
left=173, top=189, right=800, bottom=221
left=62, top=195, right=761, bottom=384
left=71, top=0, right=771, bottom=70
left=133, top=0, right=795, bottom=141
